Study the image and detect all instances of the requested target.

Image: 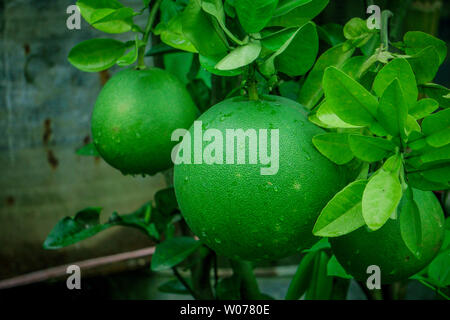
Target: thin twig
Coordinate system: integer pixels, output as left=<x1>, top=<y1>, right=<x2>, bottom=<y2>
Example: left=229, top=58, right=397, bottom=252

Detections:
left=172, top=267, right=200, bottom=299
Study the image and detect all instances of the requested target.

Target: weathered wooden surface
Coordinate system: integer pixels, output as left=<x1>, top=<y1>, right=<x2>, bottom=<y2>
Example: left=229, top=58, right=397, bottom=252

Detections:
left=0, top=0, right=166, bottom=279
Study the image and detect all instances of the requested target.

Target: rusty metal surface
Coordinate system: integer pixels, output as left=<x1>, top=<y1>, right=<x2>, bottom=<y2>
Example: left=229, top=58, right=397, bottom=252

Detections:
left=0, top=0, right=166, bottom=279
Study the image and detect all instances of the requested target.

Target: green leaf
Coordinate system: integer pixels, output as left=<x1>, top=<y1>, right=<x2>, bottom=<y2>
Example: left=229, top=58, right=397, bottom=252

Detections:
left=323, top=67, right=378, bottom=127
left=404, top=31, right=447, bottom=65
left=399, top=187, right=423, bottom=259
left=68, top=38, right=126, bottom=72
left=362, top=168, right=403, bottom=230
left=285, top=251, right=316, bottom=300
left=315, top=101, right=362, bottom=129
left=215, top=41, right=261, bottom=70
left=428, top=252, right=450, bottom=287
left=383, top=154, right=402, bottom=173
left=261, top=28, right=297, bottom=51
left=275, top=22, right=318, bottom=76
left=376, top=79, right=408, bottom=140
left=235, top=0, right=279, bottom=33
left=343, top=18, right=374, bottom=48
left=420, top=144, right=450, bottom=165
left=407, top=172, right=449, bottom=191
left=372, top=58, right=418, bottom=109
left=155, top=14, right=198, bottom=53
left=199, top=54, right=243, bottom=76
left=269, top=0, right=329, bottom=27
left=417, top=164, right=450, bottom=186
left=312, top=133, right=354, bottom=165
left=273, top=0, right=312, bottom=17
left=327, top=255, right=352, bottom=279
left=151, top=237, right=202, bottom=271
left=77, top=0, right=133, bottom=34
left=116, top=37, right=144, bottom=67
left=318, top=23, right=345, bottom=47
left=76, top=143, right=100, bottom=157
left=160, top=0, right=186, bottom=23
left=181, top=0, right=228, bottom=56
left=313, top=180, right=368, bottom=237
left=108, top=203, right=159, bottom=239
left=409, top=98, right=439, bottom=120
left=43, top=207, right=108, bottom=249
left=407, top=46, right=440, bottom=84
left=421, top=83, right=450, bottom=109
left=158, top=279, right=191, bottom=294
left=298, top=43, right=354, bottom=109
left=422, top=109, right=450, bottom=148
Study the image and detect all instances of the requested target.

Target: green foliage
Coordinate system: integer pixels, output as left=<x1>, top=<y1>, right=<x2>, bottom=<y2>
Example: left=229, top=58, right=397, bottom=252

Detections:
left=68, top=39, right=127, bottom=72
left=76, top=143, right=100, bottom=157
left=151, top=237, right=202, bottom=271
left=234, top=0, right=278, bottom=33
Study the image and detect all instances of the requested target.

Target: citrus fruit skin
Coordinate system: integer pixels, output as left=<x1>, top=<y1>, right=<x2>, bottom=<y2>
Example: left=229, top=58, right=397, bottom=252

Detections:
left=91, top=68, right=199, bottom=175
left=330, top=188, right=445, bottom=283
left=173, top=95, right=350, bottom=261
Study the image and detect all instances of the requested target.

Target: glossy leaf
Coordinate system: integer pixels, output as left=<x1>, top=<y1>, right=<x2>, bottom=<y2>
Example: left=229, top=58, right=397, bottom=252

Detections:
left=372, top=58, right=417, bottom=109
left=275, top=22, right=318, bottom=76
left=377, top=79, right=408, bottom=139
left=422, top=109, right=450, bottom=148
left=273, top=0, right=312, bottom=17
left=199, top=54, right=243, bottom=76
left=407, top=46, right=440, bottom=84
left=428, top=252, right=450, bottom=287
left=155, top=14, right=198, bottom=53
left=298, top=43, right=354, bottom=109
left=313, top=180, right=368, bottom=237
left=315, top=101, right=362, bottom=129
left=421, top=83, right=450, bottom=109
left=318, top=23, right=345, bottom=46
left=404, top=31, right=447, bottom=65
left=343, top=18, right=374, bottom=48
left=215, top=41, right=261, bottom=70
left=261, top=28, right=297, bottom=51
left=312, top=133, right=354, bottom=165
left=68, top=39, right=126, bottom=72
left=418, top=165, right=450, bottom=186
left=269, top=0, right=329, bottom=27
left=151, top=237, right=202, bottom=271
left=362, top=168, right=403, bottom=230
left=399, top=187, right=423, bottom=259
left=77, top=0, right=133, bottom=33
left=235, top=0, right=279, bottom=33
left=323, top=67, right=378, bottom=127
left=181, top=0, right=228, bottom=57
left=409, top=98, right=439, bottom=120
left=420, top=144, right=450, bottom=165
left=43, top=207, right=108, bottom=249
left=407, top=172, right=449, bottom=191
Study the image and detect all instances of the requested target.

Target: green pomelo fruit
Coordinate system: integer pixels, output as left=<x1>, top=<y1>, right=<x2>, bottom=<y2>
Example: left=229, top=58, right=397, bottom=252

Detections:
left=174, top=95, right=350, bottom=261
left=91, top=68, right=199, bottom=175
left=330, top=188, right=445, bottom=283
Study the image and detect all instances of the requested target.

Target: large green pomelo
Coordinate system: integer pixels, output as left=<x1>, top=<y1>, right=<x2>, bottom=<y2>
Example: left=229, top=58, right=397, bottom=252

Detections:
left=330, top=188, right=445, bottom=283
left=91, top=68, right=199, bottom=175
left=174, top=95, right=350, bottom=261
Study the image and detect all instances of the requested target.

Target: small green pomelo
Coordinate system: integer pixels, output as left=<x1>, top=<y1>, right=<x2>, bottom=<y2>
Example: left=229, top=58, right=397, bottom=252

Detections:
left=91, top=68, right=199, bottom=175
left=330, top=188, right=445, bottom=283
left=174, top=95, right=350, bottom=261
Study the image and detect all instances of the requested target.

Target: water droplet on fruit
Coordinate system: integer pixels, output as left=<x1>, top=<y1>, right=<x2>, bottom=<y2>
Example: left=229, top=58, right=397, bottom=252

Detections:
left=136, top=132, right=141, bottom=138
left=214, top=238, right=222, bottom=244
left=257, top=243, right=262, bottom=248
left=184, top=176, right=189, bottom=182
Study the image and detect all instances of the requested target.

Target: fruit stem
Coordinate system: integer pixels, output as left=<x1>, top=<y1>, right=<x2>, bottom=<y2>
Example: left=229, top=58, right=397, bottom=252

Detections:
left=137, top=0, right=163, bottom=70
left=229, top=260, right=262, bottom=299
left=380, top=10, right=394, bottom=51
left=172, top=267, right=201, bottom=299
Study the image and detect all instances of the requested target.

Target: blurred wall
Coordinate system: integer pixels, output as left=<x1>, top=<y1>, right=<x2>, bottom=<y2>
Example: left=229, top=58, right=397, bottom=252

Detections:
left=0, top=0, right=166, bottom=279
